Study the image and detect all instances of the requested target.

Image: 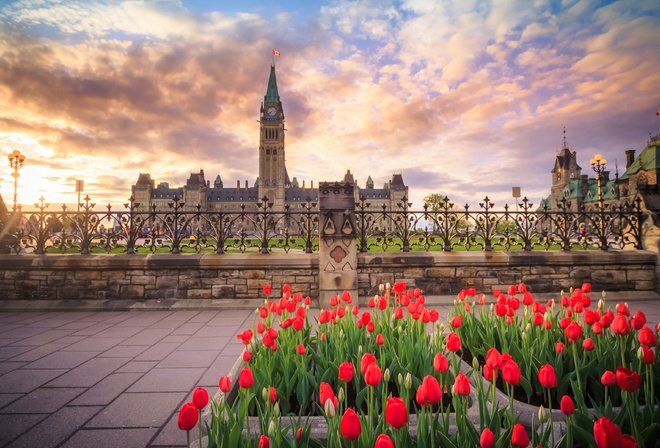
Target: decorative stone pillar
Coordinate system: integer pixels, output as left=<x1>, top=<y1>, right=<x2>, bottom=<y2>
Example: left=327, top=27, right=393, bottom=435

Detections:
left=318, top=182, right=358, bottom=308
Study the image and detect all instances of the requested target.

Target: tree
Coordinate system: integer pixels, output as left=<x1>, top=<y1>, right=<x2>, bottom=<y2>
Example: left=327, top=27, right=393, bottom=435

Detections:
left=423, top=193, right=469, bottom=232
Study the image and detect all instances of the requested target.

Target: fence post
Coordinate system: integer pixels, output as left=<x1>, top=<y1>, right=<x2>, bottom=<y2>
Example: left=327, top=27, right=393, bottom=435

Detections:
left=318, top=182, right=358, bottom=308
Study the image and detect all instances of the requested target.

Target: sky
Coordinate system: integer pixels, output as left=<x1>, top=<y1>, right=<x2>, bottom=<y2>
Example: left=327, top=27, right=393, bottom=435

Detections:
left=1, top=0, right=659, bottom=211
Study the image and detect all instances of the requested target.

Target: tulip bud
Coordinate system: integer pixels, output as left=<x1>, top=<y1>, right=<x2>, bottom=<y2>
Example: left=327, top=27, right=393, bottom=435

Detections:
left=324, top=398, right=335, bottom=418
left=397, top=325, right=403, bottom=334
left=490, top=304, right=494, bottom=313
left=255, top=307, right=260, bottom=315
left=597, top=299, right=604, bottom=310
left=386, top=282, right=390, bottom=291
left=602, top=290, right=606, bottom=299
left=273, top=402, right=280, bottom=417
left=453, top=299, right=458, bottom=306
left=339, top=329, right=344, bottom=339
left=398, top=373, right=403, bottom=386
left=472, top=356, right=479, bottom=370
left=438, top=323, right=445, bottom=333
left=268, top=419, right=277, bottom=435
left=525, top=323, right=531, bottom=332
left=637, top=346, right=645, bottom=361
left=538, top=405, right=547, bottom=423
left=384, top=368, right=390, bottom=383
left=560, top=290, right=565, bottom=297
left=379, top=284, right=385, bottom=293
left=544, top=311, right=550, bottom=321
left=405, top=372, right=412, bottom=390
left=262, top=387, right=269, bottom=401
left=338, top=387, right=344, bottom=402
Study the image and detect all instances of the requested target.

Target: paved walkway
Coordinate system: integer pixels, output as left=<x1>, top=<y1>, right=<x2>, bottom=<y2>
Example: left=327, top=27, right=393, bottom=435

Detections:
left=0, top=298, right=658, bottom=448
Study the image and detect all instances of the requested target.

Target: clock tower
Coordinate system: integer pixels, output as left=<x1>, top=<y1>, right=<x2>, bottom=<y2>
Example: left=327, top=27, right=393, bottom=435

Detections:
left=259, top=64, right=287, bottom=212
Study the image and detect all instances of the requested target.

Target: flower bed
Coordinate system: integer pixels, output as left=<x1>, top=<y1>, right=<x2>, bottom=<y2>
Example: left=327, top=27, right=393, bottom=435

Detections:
left=177, top=282, right=659, bottom=447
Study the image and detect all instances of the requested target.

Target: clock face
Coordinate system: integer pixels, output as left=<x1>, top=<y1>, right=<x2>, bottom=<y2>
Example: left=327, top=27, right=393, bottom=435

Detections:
left=267, top=107, right=276, bottom=117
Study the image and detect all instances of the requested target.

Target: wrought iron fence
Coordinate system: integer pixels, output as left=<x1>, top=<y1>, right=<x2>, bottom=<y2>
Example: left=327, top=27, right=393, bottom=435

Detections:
left=0, top=194, right=647, bottom=255
left=355, top=196, right=646, bottom=252
left=0, top=196, right=319, bottom=255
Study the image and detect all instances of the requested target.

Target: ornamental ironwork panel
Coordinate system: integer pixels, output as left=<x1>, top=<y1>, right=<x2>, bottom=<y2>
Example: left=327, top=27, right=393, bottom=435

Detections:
left=0, top=194, right=646, bottom=255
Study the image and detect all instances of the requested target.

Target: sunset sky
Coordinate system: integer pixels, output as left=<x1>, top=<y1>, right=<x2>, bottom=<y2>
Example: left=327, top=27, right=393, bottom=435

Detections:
left=1, top=0, right=659, bottom=211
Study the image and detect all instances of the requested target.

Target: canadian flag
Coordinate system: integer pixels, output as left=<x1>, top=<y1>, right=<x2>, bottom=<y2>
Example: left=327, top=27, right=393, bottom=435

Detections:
left=272, top=49, right=280, bottom=57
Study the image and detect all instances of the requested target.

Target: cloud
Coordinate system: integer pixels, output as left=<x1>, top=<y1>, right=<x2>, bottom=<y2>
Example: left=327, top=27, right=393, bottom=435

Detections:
left=0, top=0, right=658, bottom=211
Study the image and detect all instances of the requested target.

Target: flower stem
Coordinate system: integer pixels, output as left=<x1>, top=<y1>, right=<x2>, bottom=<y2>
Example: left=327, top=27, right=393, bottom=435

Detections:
left=571, top=343, right=582, bottom=393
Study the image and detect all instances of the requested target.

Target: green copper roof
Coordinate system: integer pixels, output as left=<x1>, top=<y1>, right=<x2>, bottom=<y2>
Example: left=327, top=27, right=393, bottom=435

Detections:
left=264, top=64, right=280, bottom=103
left=620, top=139, right=660, bottom=180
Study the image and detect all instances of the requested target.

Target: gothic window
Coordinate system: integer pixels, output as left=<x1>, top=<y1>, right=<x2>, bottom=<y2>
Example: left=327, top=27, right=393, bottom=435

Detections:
left=273, top=149, right=277, bottom=155
left=266, top=149, right=270, bottom=155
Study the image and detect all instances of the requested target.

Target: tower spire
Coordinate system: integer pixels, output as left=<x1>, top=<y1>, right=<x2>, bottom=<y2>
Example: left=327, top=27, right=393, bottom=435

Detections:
left=563, top=126, right=567, bottom=148
left=265, top=64, right=280, bottom=103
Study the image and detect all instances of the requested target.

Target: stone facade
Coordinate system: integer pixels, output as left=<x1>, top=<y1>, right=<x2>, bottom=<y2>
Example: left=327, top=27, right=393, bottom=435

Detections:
left=0, top=251, right=655, bottom=305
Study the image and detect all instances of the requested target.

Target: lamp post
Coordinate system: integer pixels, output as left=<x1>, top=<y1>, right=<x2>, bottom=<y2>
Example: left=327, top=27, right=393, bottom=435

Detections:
left=7, top=150, right=25, bottom=212
left=590, top=153, right=607, bottom=210
left=590, top=153, right=608, bottom=250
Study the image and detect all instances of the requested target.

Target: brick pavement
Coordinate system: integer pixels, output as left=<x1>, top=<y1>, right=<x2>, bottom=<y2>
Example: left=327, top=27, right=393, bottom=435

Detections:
left=0, top=297, right=658, bottom=447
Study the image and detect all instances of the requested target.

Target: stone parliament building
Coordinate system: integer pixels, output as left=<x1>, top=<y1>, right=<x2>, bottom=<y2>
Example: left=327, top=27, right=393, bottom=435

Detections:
left=541, top=131, right=660, bottom=213
left=131, top=64, right=408, bottom=226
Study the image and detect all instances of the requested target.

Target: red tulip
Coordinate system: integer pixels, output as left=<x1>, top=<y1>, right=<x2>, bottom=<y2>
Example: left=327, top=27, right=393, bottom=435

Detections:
left=638, top=326, right=657, bottom=346
left=238, top=366, right=254, bottom=389
left=538, top=364, right=557, bottom=388
left=583, top=309, right=600, bottom=325
left=360, top=352, right=377, bottom=374
left=393, top=282, right=406, bottom=294
left=532, top=313, right=543, bottom=325
left=269, top=386, right=277, bottom=403
left=622, top=434, right=639, bottom=448
left=601, top=370, right=616, bottom=387
left=555, top=342, right=565, bottom=353
left=297, top=343, right=306, bottom=355
left=560, top=395, right=575, bottom=416
left=364, top=362, right=382, bottom=387
left=318, top=309, right=330, bottom=323
left=259, top=306, right=269, bottom=318
left=385, top=396, right=408, bottom=429
left=433, top=352, right=449, bottom=373
left=594, top=416, right=623, bottom=448
left=511, top=423, right=530, bottom=447
left=611, top=314, right=630, bottom=335
left=218, top=376, right=231, bottom=393
left=243, top=350, right=252, bottom=362
left=581, top=282, right=591, bottom=293
left=502, top=360, right=521, bottom=385
left=480, top=427, right=495, bottom=448
left=295, top=427, right=302, bottom=442
left=192, top=387, right=208, bottom=410
left=262, top=284, right=272, bottom=295
left=393, top=306, right=404, bottom=319
left=237, top=329, right=253, bottom=345
left=483, top=364, right=497, bottom=382
left=453, top=372, right=470, bottom=396
left=615, top=367, right=641, bottom=392
left=374, top=433, right=394, bottom=448
left=340, top=408, right=362, bottom=440
left=451, top=315, right=462, bottom=328
left=508, top=285, right=518, bottom=296
left=256, top=321, right=266, bottom=334
left=177, top=402, right=198, bottom=431
left=582, top=337, right=595, bottom=351
left=485, top=348, right=502, bottom=369
left=319, top=382, right=338, bottom=409
left=375, top=333, right=385, bottom=345
left=565, top=321, right=583, bottom=342
left=258, top=435, right=269, bottom=448
left=339, top=361, right=355, bottom=382
left=416, top=375, right=442, bottom=407
left=641, top=346, right=655, bottom=364
left=446, top=332, right=461, bottom=352
left=616, top=302, right=630, bottom=316
left=367, top=321, right=375, bottom=333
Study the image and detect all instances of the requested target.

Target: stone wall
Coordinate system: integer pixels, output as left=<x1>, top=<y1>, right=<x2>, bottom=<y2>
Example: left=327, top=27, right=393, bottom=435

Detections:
left=0, top=250, right=656, bottom=304
left=0, top=254, right=318, bottom=302
left=357, top=251, right=657, bottom=297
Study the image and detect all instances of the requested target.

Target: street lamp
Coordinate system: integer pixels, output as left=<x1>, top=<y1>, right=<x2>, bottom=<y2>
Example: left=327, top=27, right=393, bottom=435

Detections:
left=590, top=153, right=607, bottom=209
left=7, top=150, right=25, bottom=212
